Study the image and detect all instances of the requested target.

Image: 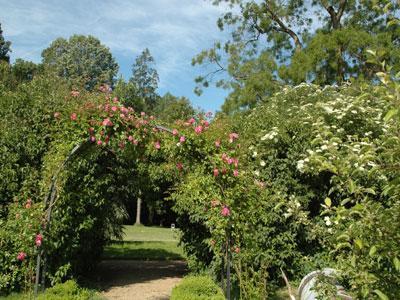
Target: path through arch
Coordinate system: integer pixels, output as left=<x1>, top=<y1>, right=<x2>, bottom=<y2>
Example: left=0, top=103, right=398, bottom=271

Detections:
left=92, top=260, right=186, bottom=300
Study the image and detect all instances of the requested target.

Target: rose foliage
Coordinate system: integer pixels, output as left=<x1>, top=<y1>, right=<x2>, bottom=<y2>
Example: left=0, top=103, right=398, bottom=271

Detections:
left=0, top=67, right=399, bottom=299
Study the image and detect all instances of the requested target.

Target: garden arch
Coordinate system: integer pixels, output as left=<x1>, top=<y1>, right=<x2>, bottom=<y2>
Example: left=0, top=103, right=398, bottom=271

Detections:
left=31, top=93, right=241, bottom=298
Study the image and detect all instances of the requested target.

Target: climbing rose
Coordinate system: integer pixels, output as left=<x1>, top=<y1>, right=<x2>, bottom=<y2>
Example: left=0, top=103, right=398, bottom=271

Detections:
left=97, top=140, right=103, bottom=146
left=90, top=136, right=96, bottom=143
left=213, top=168, right=219, bottom=177
left=128, top=135, right=134, bottom=142
left=179, top=136, right=186, bottom=143
left=229, top=132, right=239, bottom=143
left=188, top=118, right=195, bottom=124
left=35, top=234, right=43, bottom=247
left=194, top=125, right=203, bottom=134
left=17, top=252, right=27, bottom=261
left=154, top=141, right=161, bottom=149
left=102, top=118, right=113, bottom=126
left=221, top=206, right=230, bottom=217
left=111, top=106, right=118, bottom=112
left=201, top=120, right=210, bottom=127
left=70, top=113, right=77, bottom=121
left=233, top=169, right=239, bottom=177
left=172, top=129, right=178, bottom=136
left=25, top=198, right=32, bottom=209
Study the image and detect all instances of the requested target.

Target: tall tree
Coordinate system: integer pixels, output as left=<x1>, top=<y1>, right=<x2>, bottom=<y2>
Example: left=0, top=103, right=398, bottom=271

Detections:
left=153, top=93, right=195, bottom=123
left=130, top=48, right=159, bottom=112
left=0, top=23, right=11, bottom=64
left=41, top=35, right=118, bottom=90
left=193, top=0, right=400, bottom=114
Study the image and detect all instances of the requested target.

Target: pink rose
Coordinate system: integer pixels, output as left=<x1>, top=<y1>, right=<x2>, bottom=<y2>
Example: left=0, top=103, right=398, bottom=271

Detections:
left=70, top=113, right=77, bottom=121
left=54, top=112, right=60, bottom=118
left=102, top=118, right=113, bottom=126
left=179, top=136, right=186, bottom=143
left=213, top=168, right=219, bottom=177
left=154, top=141, right=161, bottom=150
left=111, top=106, right=118, bottom=112
left=113, top=97, right=119, bottom=103
left=215, top=140, right=220, bottom=148
left=172, top=129, right=178, bottom=136
left=141, top=112, right=146, bottom=116
left=97, top=140, right=103, bottom=146
left=90, top=136, right=96, bottom=143
left=35, top=234, right=43, bottom=247
left=234, top=247, right=240, bottom=253
left=194, top=126, right=203, bottom=134
left=188, top=118, right=196, bottom=124
left=17, top=252, right=27, bottom=261
left=176, top=162, right=183, bottom=170
left=221, top=206, right=230, bottom=217
left=233, top=169, right=239, bottom=177
left=229, top=132, right=239, bottom=143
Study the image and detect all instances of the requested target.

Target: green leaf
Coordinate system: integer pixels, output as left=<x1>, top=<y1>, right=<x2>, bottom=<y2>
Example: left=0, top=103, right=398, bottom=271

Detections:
left=369, top=246, right=377, bottom=256
left=384, top=109, right=398, bottom=122
left=366, top=49, right=376, bottom=56
left=341, top=198, right=351, bottom=206
left=394, top=257, right=400, bottom=272
left=324, top=197, right=332, bottom=207
left=364, top=188, right=376, bottom=195
left=348, top=179, right=356, bottom=194
left=374, top=290, right=389, bottom=300
left=355, top=239, right=363, bottom=249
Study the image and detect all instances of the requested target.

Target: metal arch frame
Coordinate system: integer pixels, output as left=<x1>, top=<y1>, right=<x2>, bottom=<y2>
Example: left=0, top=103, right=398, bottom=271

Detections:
left=34, top=125, right=174, bottom=295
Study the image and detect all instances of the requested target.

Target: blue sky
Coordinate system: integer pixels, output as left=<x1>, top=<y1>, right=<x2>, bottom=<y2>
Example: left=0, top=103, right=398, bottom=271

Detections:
left=0, top=0, right=231, bottom=112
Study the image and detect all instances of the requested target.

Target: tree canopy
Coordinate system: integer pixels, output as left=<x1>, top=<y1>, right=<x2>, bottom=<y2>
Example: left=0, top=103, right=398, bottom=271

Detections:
left=193, top=0, right=400, bottom=113
left=41, top=35, right=118, bottom=90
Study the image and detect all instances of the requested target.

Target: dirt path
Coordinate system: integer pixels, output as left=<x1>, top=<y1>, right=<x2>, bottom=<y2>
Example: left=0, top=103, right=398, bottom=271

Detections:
left=92, top=260, right=187, bottom=300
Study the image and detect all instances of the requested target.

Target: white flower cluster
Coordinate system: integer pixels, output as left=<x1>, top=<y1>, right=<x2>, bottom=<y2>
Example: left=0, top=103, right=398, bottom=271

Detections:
left=261, top=127, right=279, bottom=141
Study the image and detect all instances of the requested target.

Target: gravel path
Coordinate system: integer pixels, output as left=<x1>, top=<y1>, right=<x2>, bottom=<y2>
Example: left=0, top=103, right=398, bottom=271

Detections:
left=93, top=260, right=187, bottom=300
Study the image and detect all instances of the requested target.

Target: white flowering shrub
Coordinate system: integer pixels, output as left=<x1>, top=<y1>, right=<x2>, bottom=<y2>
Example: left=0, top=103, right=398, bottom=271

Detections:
left=237, top=82, right=399, bottom=298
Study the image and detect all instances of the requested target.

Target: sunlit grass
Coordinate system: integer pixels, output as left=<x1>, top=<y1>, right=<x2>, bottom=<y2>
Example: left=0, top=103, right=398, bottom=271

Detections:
left=103, top=225, right=185, bottom=260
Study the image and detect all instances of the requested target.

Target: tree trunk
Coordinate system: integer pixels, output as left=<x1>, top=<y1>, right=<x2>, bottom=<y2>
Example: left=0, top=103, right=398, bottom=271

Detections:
left=135, top=190, right=142, bottom=225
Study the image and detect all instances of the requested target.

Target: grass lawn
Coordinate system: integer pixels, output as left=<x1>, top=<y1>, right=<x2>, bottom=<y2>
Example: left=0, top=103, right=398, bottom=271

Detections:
left=102, top=225, right=185, bottom=260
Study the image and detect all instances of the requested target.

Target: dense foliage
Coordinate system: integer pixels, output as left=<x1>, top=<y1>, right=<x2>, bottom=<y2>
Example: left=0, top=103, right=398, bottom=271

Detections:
left=1, top=10, right=399, bottom=300
left=170, top=275, right=225, bottom=300
left=194, top=0, right=400, bottom=113
left=42, top=35, right=118, bottom=90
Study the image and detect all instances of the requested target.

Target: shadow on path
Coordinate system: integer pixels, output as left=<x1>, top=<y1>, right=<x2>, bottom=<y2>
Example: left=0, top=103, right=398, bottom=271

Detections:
left=89, top=260, right=187, bottom=300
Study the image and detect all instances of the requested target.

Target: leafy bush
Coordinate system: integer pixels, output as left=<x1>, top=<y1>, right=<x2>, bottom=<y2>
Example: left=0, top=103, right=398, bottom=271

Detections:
left=36, top=280, right=100, bottom=300
left=170, top=275, right=225, bottom=300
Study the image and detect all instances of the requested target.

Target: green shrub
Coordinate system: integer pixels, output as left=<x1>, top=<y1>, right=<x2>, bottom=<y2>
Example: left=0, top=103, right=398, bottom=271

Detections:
left=171, top=275, right=225, bottom=300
